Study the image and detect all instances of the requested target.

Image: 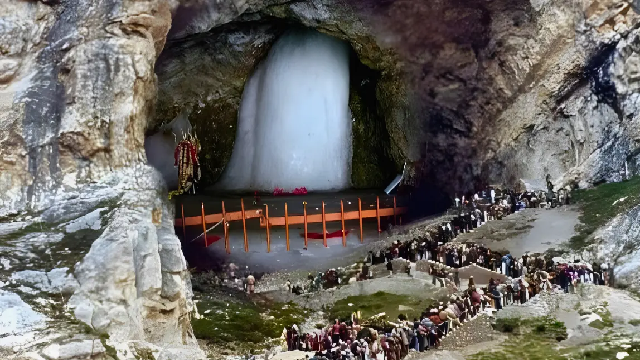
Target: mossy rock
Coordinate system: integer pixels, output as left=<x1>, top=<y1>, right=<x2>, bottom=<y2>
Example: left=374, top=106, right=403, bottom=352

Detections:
left=569, top=176, right=640, bottom=250
left=192, top=300, right=306, bottom=351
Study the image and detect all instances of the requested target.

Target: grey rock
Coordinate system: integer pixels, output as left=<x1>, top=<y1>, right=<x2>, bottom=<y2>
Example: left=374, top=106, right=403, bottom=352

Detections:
left=0, top=59, right=20, bottom=84
left=41, top=340, right=105, bottom=360
left=63, top=208, right=106, bottom=233
left=585, top=204, right=640, bottom=290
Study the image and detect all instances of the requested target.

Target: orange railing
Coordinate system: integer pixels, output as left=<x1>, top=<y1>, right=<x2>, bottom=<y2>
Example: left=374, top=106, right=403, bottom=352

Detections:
left=175, top=196, right=408, bottom=253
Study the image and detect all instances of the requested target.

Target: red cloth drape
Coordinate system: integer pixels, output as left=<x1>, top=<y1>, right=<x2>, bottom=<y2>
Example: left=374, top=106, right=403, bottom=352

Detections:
left=303, top=230, right=348, bottom=239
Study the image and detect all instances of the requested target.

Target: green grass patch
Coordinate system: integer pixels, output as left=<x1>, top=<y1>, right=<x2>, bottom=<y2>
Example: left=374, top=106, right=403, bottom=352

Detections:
left=0, top=221, right=58, bottom=243
left=629, top=319, right=640, bottom=326
left=494, top=316, right=567, bottom=341
left=470, top=317, right=567, bottom=360
left=325, top=291, right=436, bottom=322
left=589, top=304, right=614, bottom=330
left=473, top=316, right=640, bottom=360
left=569, top=176, right=640, bottom=250
left=192, top=300, right=306, bottom=352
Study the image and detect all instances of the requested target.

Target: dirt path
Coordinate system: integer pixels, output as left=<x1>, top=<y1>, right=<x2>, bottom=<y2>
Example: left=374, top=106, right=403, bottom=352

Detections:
left=456, top=207, right=580, bottom=256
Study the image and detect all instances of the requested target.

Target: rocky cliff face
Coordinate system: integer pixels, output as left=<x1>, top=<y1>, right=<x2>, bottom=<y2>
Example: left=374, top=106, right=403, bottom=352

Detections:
left=1, top=0, right=640, bottom=358
left=0, top=0, right=203, bottom=358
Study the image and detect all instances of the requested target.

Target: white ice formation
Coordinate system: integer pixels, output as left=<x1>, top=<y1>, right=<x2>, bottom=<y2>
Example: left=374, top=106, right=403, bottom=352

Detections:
left=216, top=29, right=352, bottom=191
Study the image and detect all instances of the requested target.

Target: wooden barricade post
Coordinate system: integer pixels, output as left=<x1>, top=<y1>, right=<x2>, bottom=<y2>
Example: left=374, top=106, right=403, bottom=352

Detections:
left=285, top=202, right=290, bottom=251
left=201, top=203, right=207, bottom=247
left=265, top=204, right=270, bottom=253
left=358, top=198, right=363, bottom=243
left=340, top=200, right=346, bottom=247
left=221, top=201, right=229, bottom=254
left=376, top=196, right=381, bottom=233
left=322, top=201, right=327, bottom=247
left=393, top=196, right=397, bottom=225
left=241, top=199, right=248, bottom=252
left=181, top=203, right=186, bottom=239
left=303, top=202, right=308, bottom=248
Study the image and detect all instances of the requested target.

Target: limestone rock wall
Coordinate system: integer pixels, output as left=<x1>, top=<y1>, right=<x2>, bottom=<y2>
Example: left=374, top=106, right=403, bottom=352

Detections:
left=478, top=0, right=640, bottom=190
left=0, top=0, right=202, bottom=358
left=585, top=203, right=640, bottom=292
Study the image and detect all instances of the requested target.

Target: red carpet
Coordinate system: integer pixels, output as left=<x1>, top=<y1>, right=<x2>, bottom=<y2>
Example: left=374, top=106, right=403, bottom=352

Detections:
left=303, top=230, right=348, bottom=239
left=204, top=235, right=222, bottom=245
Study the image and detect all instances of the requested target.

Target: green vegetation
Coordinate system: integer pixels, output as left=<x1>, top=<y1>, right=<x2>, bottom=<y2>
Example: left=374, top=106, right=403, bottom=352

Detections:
left=470, top=317, right=567, bottom=360
left=192, top=300, right=306, bottom=352
left=52, top=228, right=104, bottom=273
left=99, top=333, right=118, bottom=359
left=569, top=176, right=640, bottom=250
left=326, top=291, right=436, bottom=322
left=629, top=319, right=640, bottom=326
left=589, top=303, right=614, bottom=330
left=493, top=316, right=567, bottom=341
left=473, top=315, right=640, bottom=360
left=0, top=221, right=56, bottom=243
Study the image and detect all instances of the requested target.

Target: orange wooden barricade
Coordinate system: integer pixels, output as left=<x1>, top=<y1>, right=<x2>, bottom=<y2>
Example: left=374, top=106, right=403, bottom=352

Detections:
left=241, top=199, right=248, bottom=252
left=285, top=202, right=290, bottom=251
left=303, top=202, right=308, bottom=248
left=322, top=201, right=327, bottom=248
left=393, top=196, right=397, bottom=225
left=358, top=198, right=363, bottom=243
left=176, top=196, right=408, bottom=253
left=222, top=201, right=230, bottom=254
left=265, top=204, right=270, bottom=253
left=340, top=200, right=346, bottom=247
left=376, top=196, right=381, bottom=233
left=201, top=203, right=207, bottom=247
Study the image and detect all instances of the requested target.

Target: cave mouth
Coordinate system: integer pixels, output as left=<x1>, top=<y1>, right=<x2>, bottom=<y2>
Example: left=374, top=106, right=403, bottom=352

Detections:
left=149, top=20, right=400, bottom=195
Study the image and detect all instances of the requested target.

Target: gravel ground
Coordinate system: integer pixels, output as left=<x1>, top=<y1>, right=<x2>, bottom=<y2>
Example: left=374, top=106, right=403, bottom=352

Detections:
left=250, top=214, right=454, bottom=292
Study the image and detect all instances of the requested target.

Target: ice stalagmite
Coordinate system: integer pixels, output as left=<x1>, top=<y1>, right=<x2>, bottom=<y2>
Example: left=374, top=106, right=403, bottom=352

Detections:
left=216, top=29, right=352, bottom=191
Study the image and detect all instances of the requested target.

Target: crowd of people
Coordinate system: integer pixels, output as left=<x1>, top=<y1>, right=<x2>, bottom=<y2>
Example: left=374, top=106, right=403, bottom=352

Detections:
left=272, top=184, right=614, bottom=360
left=281, top=292, right=491, bottom=360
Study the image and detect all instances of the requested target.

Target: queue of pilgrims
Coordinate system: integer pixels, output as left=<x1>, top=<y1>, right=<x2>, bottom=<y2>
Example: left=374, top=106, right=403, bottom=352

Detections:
left=274, top=187, right=612, bottom=360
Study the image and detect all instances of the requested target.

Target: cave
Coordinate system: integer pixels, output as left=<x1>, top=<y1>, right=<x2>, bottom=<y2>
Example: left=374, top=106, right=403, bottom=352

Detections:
left=147, top=17, right=403, bottom=193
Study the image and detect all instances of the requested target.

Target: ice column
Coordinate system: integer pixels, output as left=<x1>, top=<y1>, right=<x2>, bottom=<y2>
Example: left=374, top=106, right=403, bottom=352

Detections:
left=216, top=29, right=352, bottom=191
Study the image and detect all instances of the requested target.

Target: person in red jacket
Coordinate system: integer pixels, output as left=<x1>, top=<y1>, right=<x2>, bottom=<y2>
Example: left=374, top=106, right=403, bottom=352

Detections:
left=331, top=319, right=341, bottom=344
